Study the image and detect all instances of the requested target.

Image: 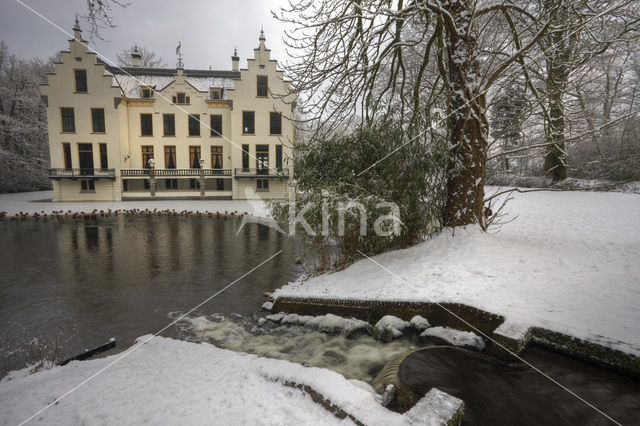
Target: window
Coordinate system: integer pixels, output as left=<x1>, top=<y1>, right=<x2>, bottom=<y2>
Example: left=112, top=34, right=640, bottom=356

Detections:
left=242, top=144, right=249, bottom=170
left=141, top=87, right=153, bottom=98
left=189, top=146, right=201, bottom=169
left=190, top=179, right=201, bottom=189
left=270, top=112, right=282, bottom=135
left=164, top=146, right=176, bottom=169
left=188, top=114, right=200, bottom=136
left=75, top=69, right=87, bottom=93
left=256, top=179, right=269, bottom=191
left=122, top=180, right=128, bottom=192
left=140, top=114, right=153, bottom=136
left=165, top=179, right=178, bottom=189
left=80, top=180, right=95, bottom=191
left=99, top=143, right=108, bottom=169
left=78, top=143, right=93, bottom=175
left=210, top=115, right=222, bottom=136
left=256, top=145, right=269, bottom=174
left=61, top=108, right=75, bottom=132
left=257, top=76, right=268, bottom=97
left=173, top=93, right=190, bottom=104
left=276, top=145, right=283, bottom=170
left=216, top=179, right=224, bottom=191
left=242, top=111, right=255, bottom=134
left=91, top=108, right=105, bottom=133
left=211, top=146, right=223, bottom=169
left=210, top=88, right=222, bottom=100
left=163, top=114, right=175, bottom=136
left=62, top=143, right=72, bottom=169
left=142, top=146, right=154, bottom=168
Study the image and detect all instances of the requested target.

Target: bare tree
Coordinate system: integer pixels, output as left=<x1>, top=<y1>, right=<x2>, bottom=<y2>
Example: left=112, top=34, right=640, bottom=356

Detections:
left=116, top=45, right=167, bottom=68
left=83, top=0, right=130, bottom=41
left=277, top=0, right=561, bottom=228
left=0, top=42, right=51, bottom=193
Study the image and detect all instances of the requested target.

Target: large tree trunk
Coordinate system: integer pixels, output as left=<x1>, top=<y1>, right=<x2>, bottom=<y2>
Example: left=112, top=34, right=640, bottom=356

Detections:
left=543, top=2, right=570, bottom=182
left=442, top=1, right=488, bottom=228
left=544, top=86, right=568, bottom=181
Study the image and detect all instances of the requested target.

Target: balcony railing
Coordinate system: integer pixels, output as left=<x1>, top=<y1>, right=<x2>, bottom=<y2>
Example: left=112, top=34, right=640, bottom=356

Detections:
left=49, top=168, right=116, bottom=179
left=120, top=168, right=232, bottom=177
left=234, top=168, right=290, bottom=178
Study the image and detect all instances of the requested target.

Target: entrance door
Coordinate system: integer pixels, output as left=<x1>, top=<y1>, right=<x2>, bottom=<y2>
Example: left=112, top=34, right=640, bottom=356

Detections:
left=78, top=143, right=94, bottom=175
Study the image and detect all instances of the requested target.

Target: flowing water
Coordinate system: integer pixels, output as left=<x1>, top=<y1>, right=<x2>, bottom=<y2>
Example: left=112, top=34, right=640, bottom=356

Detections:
left=1, top=215, right=638, bottom=424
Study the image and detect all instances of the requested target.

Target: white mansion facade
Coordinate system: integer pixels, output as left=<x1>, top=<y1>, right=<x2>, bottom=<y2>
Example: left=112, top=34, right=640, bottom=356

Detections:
left=41, top=22, right=294, bottom=201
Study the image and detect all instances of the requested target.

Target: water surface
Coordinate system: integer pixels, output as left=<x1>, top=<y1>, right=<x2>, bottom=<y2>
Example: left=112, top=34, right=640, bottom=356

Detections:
left=0, top=215, right=299, bottom=371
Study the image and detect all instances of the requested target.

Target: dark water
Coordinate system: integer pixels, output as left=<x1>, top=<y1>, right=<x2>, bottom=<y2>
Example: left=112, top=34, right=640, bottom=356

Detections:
left=0, top=215, right=299, bottom=370
left=2, top=216, right=639, bottom=425
left=399, top=346, right=640, bottom=425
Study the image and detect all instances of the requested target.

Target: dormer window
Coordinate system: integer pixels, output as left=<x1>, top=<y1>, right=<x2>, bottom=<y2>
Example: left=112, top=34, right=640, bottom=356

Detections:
left=210, top=88, right=222, bottom=100
left=140, top=86, right=154, bottom=98
left=172, top=92, right=190, bottom=104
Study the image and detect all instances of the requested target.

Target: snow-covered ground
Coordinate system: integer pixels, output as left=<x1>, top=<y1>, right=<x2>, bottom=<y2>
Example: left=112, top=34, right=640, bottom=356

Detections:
left=275, top=189, right=640, bottom=356
left=0, top=190, right=268, bottom=216
left=0, top=336, right=411, bottom=425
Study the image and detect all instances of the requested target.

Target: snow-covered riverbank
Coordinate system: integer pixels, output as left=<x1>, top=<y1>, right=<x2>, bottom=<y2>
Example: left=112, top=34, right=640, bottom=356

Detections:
left=275, top=189, right=640, bottom=356
left=0, top=190, right=268, bottom=216
left=0, top=336, right=417, bottom=425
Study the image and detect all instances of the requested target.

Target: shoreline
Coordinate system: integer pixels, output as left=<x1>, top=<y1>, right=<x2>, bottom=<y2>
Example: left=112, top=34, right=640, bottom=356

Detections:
left=271, top=296, right=640, bottom=379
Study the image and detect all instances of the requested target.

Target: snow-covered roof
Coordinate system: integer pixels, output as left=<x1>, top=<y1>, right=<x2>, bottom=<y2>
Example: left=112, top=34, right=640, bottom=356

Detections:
left=186, top=77, right=235, bottom=91
left=102, top=65, right=239, bottom=98
left=113, top=75, right=175, bottom=98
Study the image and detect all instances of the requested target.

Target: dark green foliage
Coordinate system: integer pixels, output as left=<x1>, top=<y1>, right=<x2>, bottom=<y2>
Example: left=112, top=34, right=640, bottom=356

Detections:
left=269, top=121, right=448, bottom=271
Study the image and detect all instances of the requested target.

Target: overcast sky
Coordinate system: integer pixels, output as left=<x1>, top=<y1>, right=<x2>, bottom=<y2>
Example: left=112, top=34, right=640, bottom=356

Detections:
left=0, top=0, right=291, bottom=70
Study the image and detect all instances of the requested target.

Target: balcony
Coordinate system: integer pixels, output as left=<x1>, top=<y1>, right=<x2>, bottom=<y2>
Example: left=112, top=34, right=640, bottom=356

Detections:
left=49, top=168, right=116, bottom=179
left=234, top=168, right=290, bottom=178
left=120, top=168, right=232, bottom=177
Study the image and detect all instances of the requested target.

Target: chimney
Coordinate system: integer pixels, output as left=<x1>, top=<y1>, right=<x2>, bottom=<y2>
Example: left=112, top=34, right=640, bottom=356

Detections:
left=231, top=47, right=239, bottom=71
left=131, top=45, right=142, bottom=67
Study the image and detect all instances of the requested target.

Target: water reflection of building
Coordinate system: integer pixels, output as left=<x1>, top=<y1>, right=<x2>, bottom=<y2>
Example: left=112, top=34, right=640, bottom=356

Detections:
left=42, top=20, right=295, bottom=201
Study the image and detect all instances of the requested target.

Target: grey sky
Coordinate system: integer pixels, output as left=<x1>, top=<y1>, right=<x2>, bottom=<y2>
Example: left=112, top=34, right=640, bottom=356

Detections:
left=0, top=0, right=291, bottom=70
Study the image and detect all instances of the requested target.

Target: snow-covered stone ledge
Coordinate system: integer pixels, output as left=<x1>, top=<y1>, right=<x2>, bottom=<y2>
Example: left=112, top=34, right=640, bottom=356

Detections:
left=271, top=296, right=640, bottom=378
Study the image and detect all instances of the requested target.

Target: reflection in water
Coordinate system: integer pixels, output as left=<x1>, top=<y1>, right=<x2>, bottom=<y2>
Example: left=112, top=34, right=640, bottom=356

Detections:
left=0, top=216, right=299, bottom=370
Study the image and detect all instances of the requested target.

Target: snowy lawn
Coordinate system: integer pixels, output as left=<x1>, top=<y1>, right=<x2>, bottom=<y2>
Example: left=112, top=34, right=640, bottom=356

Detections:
left=275, top=189, right=640, bottom=356
left=0, top=190, right=268, bottom=216
left=0, top=336, right=409, bottom=425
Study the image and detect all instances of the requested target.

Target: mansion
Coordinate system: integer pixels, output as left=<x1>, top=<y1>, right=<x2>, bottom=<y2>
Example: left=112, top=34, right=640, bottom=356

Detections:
left=41, top=22, right=294, bottom=201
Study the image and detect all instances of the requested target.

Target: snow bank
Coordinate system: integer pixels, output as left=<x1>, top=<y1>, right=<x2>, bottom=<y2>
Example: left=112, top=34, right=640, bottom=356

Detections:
left=275, top=189, right=640, bottom=356
left=0, top=336, right=408, bottom=425
left=266, top=313, right=370, bottom=335
left=420, top=327, right=486, bottom=350
left=0, top=190, right=269, bottom=217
